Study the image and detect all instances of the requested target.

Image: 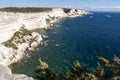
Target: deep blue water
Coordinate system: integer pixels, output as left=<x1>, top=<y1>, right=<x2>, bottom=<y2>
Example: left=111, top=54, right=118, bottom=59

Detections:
left=11, top=12, right=120, bottom=77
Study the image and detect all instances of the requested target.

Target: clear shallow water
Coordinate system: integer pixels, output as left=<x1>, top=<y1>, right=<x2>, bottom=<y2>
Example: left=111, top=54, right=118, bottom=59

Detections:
left=11, top=12, right=120, bottom=77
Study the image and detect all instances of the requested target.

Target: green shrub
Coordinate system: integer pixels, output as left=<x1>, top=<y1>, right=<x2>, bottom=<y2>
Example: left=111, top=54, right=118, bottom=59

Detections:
left=4, top=40, right=18, bottom=49
left=14, top=31, right=23, bottom=39
left=35, top=56, right=120, bottom=80
left=35, top=59, right=56, bottom=80
left=20, top=28, right=31, bottom=35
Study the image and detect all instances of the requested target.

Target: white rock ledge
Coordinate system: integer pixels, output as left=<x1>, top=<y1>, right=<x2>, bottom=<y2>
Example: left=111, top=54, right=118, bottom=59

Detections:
left=0, top=64, right=34, bottom=80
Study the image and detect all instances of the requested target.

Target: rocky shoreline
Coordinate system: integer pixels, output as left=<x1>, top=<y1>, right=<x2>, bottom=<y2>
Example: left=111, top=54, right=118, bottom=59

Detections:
left=0, top=8, right=89, bottom=80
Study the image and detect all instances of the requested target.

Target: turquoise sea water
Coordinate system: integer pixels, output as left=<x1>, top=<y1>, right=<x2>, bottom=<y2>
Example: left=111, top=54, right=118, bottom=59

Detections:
left=11, top=12, right=120, bottom=77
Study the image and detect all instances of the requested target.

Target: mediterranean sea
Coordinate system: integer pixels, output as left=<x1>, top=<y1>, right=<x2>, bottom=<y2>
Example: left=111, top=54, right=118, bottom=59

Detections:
left=11, top=12, right=120, bottom=77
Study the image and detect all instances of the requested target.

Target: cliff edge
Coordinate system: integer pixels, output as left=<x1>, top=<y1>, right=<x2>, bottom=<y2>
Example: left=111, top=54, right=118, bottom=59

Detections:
left=0, top=8, right=89, bottom=80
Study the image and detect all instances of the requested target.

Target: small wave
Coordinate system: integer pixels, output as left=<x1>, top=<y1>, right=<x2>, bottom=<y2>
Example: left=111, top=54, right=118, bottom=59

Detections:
left=115, top=14, right=118, bottom=17
left=36, top=48, right=40, bottom=51
left=46, top=40, right=49, bottom=42
left=26, top=53, right=31, bottom=57
left=44, top=41, right=48, bottom=46
left=55, top=44, right=59, bottom=46
left=53, top=31, right=57, bottom=33
left=105, top=15, right=111, bottom=18
left=90, top=16, right=93, bottom=18
left=67, top=23, right=70, bottom=25
left=56, top=25, right=60, bottom=27
left=65, top=27, right=69, bottom=30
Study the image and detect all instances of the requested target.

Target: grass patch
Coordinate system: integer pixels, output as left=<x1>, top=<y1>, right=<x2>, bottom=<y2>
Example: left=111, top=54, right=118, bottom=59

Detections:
left=13, top=27, right=31, bottom=38
left=4, top=40, right=18, bottom=49
left=20, top=28, right=31, bottom=35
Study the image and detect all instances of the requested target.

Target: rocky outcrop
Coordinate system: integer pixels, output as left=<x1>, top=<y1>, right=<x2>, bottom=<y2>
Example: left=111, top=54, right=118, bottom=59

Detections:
left=67, top=9, right=89, bottom=17
left=0, top=28, right=43, bottom=66
left=0, top=65, right=34, bottom=80
left=0, top=28, right=42, bottom=80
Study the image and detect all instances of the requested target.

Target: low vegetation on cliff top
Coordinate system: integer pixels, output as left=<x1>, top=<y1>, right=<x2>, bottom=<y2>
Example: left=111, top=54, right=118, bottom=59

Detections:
left=34, top=56, right=120, bottom=80
left=0, top=7, right=72, bottom=13
left=0, top=7, right=52, bottom=13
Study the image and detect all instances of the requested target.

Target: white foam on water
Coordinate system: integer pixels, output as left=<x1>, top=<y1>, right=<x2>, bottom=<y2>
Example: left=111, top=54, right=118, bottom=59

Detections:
left=55, top=44, right=60, bottom=47
left=105, top=15, right=111, bottom=18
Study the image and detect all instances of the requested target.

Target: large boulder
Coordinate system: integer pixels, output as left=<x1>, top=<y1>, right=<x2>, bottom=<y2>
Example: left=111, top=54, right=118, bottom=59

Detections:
left=0, top=65, right=12, bottom=80
left=0, top=64, right=34, bottom=80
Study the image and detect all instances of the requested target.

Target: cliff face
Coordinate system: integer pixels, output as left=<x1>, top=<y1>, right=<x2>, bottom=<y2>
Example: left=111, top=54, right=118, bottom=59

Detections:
left=0, top=8, right=88, bottom=43
left=0, top=29, right=42, bottom=80
left=0, top=30, right=43, bottom=66
left=0, top=8, right=89, bottom=80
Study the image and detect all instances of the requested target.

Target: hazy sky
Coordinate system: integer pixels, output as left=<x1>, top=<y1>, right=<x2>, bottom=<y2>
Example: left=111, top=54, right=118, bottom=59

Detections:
left=0, top=0, right=120, bottom=11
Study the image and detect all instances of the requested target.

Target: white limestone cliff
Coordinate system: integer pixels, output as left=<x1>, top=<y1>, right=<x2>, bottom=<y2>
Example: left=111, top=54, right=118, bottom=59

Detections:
left=0, top=8, right=89, bottom=43
left=0, top=8, right=89, bottom=80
